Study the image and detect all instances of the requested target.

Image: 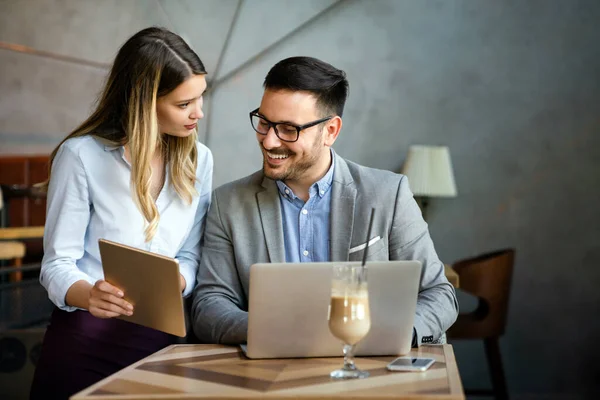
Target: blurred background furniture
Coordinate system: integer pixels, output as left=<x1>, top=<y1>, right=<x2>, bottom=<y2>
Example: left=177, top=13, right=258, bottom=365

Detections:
left=0, top=186, right=26, bottom=282
left=0, top=183, right=47, bottom=228
left=0, top=155, right=49, bottom=228
left=0, top=240, right=25, bottom=282
left=448, top=249, right=515, bottom=400
left=0, top=155, right=48, bottom=276
left=0, top=227, right=45, bottom=241
left=0, top=157, right=53, bottom=400
left=0, top=328, right=45, bottom=400
left=401, top=145, right=458, bottom=220
left=444, top=264, right=460, bottom=288
left=0, top=156, right=53, bottom=323
left=0, top=161, right=47, bottom=284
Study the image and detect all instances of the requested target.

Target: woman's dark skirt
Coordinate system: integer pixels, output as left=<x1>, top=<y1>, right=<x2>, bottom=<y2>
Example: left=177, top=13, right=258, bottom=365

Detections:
left=30, top=307, right=174, bottom=400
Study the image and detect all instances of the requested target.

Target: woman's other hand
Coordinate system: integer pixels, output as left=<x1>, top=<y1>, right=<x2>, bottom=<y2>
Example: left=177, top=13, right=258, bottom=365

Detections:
left=88, top=280, right=134, bottom=318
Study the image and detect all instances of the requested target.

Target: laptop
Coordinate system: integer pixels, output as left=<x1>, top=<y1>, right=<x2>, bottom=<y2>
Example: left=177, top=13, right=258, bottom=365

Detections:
left=98, top=239, right=186, bottom=337
left=242, top=260, right=422, bottom=359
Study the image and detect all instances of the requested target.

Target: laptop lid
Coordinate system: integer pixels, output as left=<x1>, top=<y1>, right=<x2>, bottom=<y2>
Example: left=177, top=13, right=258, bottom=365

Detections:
left=245, top=260, right=422, bottom=359
left=98, top=239, right=186, bottom=337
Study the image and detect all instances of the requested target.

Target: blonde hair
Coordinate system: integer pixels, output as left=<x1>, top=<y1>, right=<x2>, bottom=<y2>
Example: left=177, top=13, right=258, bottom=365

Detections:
left=42, top=27, right=206, bottom=241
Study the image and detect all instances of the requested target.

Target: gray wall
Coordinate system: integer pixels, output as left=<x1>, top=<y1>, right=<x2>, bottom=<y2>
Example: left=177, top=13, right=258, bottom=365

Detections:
left=1, top=0, right=599, bottom=398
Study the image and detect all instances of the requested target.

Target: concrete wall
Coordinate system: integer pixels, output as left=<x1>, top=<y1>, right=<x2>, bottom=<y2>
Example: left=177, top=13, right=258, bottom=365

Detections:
left=1, top=0, right=599, bottom=398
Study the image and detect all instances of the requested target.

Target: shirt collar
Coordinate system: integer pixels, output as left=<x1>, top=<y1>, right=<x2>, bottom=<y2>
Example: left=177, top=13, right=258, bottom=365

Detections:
left=99, top=137, right=121, bottom=152
left=98, top=139, right=129, bottom=167
left=275, top=149, right=336, bottom=201
left=315, top=149, right=335, bottom=197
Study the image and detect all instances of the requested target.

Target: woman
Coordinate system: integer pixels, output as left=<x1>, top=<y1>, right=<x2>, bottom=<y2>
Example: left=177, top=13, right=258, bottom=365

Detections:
left=30, top=27, right=212, bottom=399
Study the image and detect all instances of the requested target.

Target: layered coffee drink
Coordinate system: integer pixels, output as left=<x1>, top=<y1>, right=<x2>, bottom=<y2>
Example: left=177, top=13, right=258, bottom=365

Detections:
left=328, top=264, right=371, bottom=379
left=328, top=291, right=371, bottom=345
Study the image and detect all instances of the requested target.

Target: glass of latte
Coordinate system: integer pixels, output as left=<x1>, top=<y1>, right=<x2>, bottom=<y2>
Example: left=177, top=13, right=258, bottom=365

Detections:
left=328, top=264, right=371, bottom=379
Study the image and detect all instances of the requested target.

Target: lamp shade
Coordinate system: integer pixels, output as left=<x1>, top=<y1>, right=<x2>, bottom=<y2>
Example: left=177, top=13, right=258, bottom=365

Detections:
left=401, top=145, right=457, bottom=197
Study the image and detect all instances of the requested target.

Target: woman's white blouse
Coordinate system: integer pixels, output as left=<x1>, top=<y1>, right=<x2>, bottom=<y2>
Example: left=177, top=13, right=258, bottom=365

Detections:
left=41, top=135, right=213, bottom=311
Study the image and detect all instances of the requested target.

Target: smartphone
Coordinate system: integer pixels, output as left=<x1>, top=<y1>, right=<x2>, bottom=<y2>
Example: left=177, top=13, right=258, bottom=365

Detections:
left=386, top=357, right=435, bottom=372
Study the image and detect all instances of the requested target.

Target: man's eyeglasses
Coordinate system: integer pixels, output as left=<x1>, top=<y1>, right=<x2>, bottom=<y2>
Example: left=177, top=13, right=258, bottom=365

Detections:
left=249, top=108, right=333, bottom=143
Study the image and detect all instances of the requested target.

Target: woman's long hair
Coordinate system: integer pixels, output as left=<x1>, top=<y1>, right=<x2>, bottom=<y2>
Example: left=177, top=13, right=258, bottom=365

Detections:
left=42, top=27, right=206, bottom=241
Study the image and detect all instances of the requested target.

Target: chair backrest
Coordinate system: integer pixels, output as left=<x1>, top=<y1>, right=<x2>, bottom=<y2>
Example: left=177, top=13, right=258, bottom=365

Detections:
left=453, top=249, right=515, bottom=337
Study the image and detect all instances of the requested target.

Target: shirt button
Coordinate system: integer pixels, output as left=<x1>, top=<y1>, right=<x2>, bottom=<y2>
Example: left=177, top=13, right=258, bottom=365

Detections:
left=285, top=189, right=290, bottom=194
left=320, top=190, right=325, bottom=195
left=302, top=209, right=308, bottom=215
left=303, top=250, right=309, bottom=256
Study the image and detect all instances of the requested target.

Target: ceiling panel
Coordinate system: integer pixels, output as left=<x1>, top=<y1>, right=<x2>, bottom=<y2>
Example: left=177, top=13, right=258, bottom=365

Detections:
left=0, top=0, right=170, bottom=65
left=158, top=0, right=240, bottom=76
left=215, top=0, right=337, bottom=80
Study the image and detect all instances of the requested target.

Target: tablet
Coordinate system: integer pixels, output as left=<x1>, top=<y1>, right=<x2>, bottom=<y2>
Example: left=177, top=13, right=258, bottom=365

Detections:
left=98, top=239, right=186, bottom=337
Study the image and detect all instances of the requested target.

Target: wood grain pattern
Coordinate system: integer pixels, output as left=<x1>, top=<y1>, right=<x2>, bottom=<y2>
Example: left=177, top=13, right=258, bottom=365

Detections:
left=72, top=344, right=464, bottom=399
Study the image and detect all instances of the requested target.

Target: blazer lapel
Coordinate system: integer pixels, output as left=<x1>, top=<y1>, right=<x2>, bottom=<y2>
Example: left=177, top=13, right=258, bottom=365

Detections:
left=329, top=154, right=356, bottom=261
left=257, top=176, right=286, bottom=263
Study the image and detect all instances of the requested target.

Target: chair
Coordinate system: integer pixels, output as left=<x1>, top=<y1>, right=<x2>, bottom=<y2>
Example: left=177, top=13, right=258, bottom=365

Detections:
left=0, top=240, right=26, bottom=282
left=447, top=249, right=515, bottom=400
left=0, top=186, right=27, bottom=282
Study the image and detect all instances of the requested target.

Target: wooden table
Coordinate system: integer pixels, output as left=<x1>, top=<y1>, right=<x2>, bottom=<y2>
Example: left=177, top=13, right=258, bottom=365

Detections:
left=72, top=344, right=464, bottom=399
left=0, top=226, right=44, bottom=240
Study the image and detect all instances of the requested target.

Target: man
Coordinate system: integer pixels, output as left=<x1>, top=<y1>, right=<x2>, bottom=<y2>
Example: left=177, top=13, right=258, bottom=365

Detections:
left=192, top=56, right=458, bottom=346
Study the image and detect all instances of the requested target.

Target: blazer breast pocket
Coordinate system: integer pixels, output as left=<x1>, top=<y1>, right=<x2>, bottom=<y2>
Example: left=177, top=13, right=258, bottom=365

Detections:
left=348, top=236, right=386, bottom=262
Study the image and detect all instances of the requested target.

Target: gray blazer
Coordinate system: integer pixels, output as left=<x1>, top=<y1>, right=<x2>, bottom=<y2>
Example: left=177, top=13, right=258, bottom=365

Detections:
left=191, top=153, right=458, bottom=345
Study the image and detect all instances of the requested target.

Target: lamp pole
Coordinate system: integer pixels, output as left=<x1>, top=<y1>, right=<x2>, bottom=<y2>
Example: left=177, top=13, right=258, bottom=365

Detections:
left=414, top=196, right=429, bottom=221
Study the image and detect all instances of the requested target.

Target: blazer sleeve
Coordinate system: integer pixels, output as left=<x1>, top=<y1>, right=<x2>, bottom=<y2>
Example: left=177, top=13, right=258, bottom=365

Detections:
left=389, top=175, right=459, bottom=346
left=191, top=189, right=249, bottom=344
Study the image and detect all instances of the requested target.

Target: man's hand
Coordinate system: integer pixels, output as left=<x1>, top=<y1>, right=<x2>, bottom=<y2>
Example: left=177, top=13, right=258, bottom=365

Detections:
left=88, top=280, right=134, bottom=319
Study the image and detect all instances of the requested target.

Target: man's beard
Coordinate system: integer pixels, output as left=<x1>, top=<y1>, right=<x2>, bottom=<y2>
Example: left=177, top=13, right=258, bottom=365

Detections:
left=261, top=135, right=322, bottom=182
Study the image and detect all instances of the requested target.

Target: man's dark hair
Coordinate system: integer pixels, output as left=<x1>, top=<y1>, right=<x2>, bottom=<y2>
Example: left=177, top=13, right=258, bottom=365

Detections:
left=263, top=56, right=349, bottom=117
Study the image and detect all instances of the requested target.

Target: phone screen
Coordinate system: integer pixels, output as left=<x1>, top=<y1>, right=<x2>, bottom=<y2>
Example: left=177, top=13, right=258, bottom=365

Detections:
left=389, top=357, right=433, bottom=368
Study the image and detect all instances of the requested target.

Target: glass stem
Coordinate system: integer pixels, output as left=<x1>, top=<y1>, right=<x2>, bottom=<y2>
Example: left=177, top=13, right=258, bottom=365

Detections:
left=342, top=344, right=357, bottom=371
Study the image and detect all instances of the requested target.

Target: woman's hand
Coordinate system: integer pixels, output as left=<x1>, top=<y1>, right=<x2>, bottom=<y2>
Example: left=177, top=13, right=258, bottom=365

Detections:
left=88, top=280, right=134, bottom=319
left=179, top=274, right=186, bottom=293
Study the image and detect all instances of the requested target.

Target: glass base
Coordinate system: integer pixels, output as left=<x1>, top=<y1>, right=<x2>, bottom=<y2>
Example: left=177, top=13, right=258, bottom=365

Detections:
left=330, top=368, right=370, bottom=379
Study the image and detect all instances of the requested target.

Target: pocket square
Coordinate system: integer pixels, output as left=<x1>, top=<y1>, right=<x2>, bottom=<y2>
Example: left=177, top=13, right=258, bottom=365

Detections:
left=349, top=236, right=381, bottom=254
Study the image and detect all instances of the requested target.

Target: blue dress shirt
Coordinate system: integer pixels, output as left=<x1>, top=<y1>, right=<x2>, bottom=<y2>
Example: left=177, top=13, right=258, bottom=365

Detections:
left=276, top=153, right=335, bottom=263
